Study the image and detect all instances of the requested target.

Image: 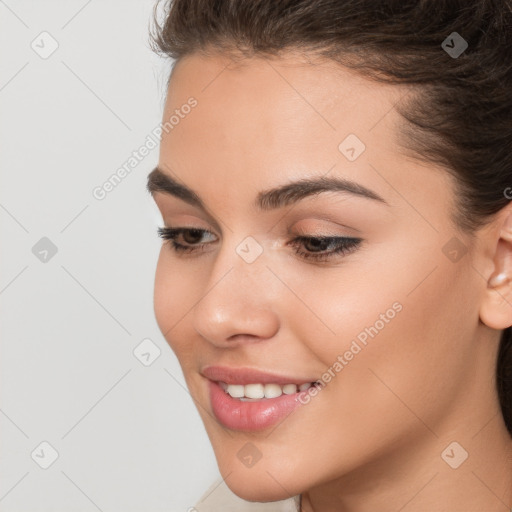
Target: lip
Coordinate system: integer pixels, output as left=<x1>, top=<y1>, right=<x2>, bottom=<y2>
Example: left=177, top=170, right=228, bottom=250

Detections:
left=202, top=365, right=320, bottom=432
left=201, top=365, right=317, bottom=386
left=208, top=380, right=309, bottom=431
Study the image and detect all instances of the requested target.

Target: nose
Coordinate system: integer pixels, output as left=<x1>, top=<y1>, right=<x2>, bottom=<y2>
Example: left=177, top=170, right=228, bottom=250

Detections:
left=192, top=240, right=280, bottom=348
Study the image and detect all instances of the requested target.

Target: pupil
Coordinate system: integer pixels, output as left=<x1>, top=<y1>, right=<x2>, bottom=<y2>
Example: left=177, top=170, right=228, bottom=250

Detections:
left=184, top=229, right=202, bottom=243
left=307, top=238, right=329, bottom=252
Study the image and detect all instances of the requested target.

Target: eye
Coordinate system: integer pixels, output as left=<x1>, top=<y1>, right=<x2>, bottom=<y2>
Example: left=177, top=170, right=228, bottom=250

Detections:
left=157, top=226, right=216, bottom=255
left=286, top=235, right=362, bottom=262
left=157, top=226, right=363, bottom=262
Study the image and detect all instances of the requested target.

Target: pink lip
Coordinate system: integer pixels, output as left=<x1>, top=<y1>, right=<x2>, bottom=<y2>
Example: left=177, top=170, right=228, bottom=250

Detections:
left=208, top=380, right=307, bottom=431
left=202, top=365, right=318, bottom=431
left=201, top=365, right=317, bottom=386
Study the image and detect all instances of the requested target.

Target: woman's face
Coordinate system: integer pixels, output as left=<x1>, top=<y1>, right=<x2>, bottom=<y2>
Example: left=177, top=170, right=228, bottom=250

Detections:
left=150, top=51, right=495, bottom=501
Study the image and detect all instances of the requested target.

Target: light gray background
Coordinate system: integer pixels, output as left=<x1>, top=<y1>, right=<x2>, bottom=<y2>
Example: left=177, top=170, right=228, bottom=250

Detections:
left=0, top=1, right=219, bottom=510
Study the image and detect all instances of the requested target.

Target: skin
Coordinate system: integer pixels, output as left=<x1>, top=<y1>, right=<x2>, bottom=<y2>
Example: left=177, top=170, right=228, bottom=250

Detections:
left=150, top=50, right=512, bottom=511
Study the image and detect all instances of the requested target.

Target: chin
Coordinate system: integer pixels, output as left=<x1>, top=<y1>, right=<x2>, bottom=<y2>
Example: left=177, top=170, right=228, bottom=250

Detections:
left=223, top=474, right=297, bottom=502
left=214, top=454, right=307, bottom=502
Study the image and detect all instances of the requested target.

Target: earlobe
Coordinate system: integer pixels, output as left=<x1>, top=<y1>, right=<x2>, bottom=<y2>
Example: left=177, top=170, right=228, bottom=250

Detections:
left=488, top=272, right=509, bottom=288
left=479, top=208, right=512, bottom=330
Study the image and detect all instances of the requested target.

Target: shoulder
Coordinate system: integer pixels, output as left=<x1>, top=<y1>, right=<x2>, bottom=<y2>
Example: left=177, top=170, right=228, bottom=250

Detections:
left=193, top=478, right=300, bottom=512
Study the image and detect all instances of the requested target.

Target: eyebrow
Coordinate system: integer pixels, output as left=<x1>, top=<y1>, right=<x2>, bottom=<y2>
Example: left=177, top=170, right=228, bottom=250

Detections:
left=146, top=166, right=388, bottom=211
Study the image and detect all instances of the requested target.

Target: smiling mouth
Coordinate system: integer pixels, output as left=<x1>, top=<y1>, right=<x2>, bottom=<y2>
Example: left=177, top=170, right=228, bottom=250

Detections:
left=217, top=380, right=321, bottom=400
left=206, top=369, right=323, bottom=431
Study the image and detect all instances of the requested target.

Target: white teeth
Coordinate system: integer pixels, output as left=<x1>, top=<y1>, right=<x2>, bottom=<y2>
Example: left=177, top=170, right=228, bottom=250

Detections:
left=222, top=381, right=312, bottom=399
left=282, top=384, right=297, bottom=395
left=226, top=384, right=244, bottom=398
left=244, top=383, right=265, bottom=399
left=264, top=383, right=283, bottom=398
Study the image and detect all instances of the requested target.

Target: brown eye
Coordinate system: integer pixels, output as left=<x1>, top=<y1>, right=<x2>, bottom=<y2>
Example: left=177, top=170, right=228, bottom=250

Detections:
left=157, top=226, right=363, bottom=262
left=181, top=229, right=205, bottom=244
left=287, top=236, right=362, bottom=262
left=157, top=227, right=216, bottom=254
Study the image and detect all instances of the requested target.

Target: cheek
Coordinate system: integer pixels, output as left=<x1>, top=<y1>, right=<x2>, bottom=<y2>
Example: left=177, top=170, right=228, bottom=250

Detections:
left=311, top=252, right=474, bottom=434
left=153, top=249, right=173, bottom=334
left=299, top=234, right=471, bottom=362
left=153, top=248, right=195, bottom=359
left=277, top=258, right=407, bottom=368
left=287, top=239, right=474, bottom=424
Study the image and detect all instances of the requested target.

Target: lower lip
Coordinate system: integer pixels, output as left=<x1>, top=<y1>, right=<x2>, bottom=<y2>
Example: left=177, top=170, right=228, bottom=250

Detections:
left=208, top=380, right=309, bottom=432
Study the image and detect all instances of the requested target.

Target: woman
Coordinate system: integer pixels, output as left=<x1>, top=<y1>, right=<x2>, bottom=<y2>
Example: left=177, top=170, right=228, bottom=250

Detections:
left=146, top=1, right=512, bottom=510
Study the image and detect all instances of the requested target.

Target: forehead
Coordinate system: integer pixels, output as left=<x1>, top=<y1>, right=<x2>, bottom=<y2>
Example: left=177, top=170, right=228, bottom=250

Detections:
left=156, top=51, right=455, bottom=226
left=161, top=52, right=404, bottom=174
left=163, top=50, right=406, bottom=145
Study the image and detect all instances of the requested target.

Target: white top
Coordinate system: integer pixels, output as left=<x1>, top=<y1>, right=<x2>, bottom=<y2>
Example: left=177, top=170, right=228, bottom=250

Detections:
left=194, top=478, right=300, bottom=511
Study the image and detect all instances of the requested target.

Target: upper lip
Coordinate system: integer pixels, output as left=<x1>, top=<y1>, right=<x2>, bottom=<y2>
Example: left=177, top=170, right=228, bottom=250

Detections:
left=201, top=365, right=317, bottom=386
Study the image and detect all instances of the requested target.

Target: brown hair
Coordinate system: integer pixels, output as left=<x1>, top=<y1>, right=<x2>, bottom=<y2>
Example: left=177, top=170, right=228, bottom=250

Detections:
left=149, top=0, right=512, bottom=434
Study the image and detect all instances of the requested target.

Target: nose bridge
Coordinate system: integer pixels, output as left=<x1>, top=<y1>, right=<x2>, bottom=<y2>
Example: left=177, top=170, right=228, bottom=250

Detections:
left=192, top=234, right=279, bottom=344
left=210, top=232, right=271, bottom=296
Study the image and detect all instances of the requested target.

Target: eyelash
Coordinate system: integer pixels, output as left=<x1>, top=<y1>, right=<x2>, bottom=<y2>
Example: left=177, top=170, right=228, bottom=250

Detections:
left=156, top=226, right=362, bottom=263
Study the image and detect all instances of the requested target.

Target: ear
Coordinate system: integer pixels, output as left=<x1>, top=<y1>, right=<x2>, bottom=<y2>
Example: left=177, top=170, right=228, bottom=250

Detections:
left=479, top=204, right=512, bottom=330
